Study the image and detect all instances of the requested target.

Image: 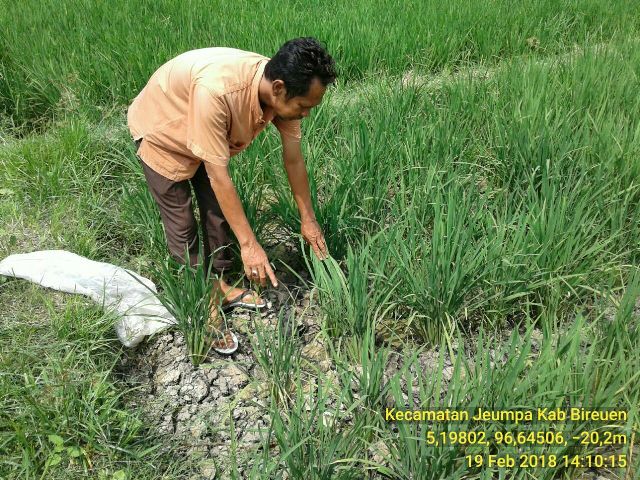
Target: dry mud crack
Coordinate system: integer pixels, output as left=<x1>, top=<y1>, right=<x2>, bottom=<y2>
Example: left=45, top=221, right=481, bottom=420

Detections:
left=115, top=296, right=556, bottom=477
left=115, top=253, right=639, bottom=478
left=116, top=263, right=336, bottom=475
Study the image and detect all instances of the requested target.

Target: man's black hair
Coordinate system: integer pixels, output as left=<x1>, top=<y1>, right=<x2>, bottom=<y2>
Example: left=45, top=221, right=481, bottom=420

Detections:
left=264, top=37, right=337, bottom=99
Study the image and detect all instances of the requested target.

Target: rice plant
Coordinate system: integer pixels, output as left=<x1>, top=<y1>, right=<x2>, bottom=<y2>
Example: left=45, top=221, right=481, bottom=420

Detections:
left=228, top=139, right=274, bottom=244
left=385, top=184, right=489, bottom=345
left=266, top=369, right=372, bottom=479
left=381, top=303, right=639, bottom=479
left=250, top=309, right=302, bottom=406
left=4, top=0, right=639, bottom=131
left=127, top=244, right=230, bottom=366
left=333, top=324, right=390, bottom=435
left=303, top=233, right=400, bottom=361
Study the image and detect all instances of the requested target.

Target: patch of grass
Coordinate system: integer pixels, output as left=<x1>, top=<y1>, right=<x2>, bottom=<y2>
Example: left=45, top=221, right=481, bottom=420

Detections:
left=1, top=8, right=639, bottom=478
left=3, top=0, right=639, bottom=130
left=250, top=310, right=302, bottom=407
left=0, top=282, right=194, bottom=479
left=129, top=245, right=232, bottom=367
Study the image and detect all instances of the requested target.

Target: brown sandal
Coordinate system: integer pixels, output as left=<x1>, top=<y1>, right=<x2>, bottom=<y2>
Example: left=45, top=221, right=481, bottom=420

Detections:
left=221, top=289, right=267, bottom=312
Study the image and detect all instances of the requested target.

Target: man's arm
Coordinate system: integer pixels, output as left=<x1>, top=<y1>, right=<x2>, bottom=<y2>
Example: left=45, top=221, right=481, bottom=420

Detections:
left=204, top=162, right=278, bottom=286
left=281, top=135, right=328, bottom=259
left=187, top=86, right=277, bottom=285
left=204, top=163, right=256, bottom=248
left=281, top=136, right=316, bottom=222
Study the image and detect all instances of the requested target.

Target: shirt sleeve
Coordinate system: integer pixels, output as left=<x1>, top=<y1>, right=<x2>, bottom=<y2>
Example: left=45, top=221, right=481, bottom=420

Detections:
left=186, top=84, right=230, bottom=167
left=272, top=117, right=302, bottom=141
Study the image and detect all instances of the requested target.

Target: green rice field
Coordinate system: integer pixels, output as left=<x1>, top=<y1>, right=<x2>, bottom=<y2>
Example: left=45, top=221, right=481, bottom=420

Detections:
left=1, top=1, right=639, bottom=478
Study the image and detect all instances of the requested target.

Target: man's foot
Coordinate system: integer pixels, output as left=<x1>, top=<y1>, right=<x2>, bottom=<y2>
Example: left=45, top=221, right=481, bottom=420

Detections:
left=207, top=309, right=238, bottom=354
left=221, top=286, right=266, bottom=309
left=210, top=329, right=237, bottom=351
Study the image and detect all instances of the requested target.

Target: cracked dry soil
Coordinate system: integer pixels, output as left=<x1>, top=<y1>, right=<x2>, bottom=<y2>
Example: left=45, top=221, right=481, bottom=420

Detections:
left=115, top=243, right=636, bottom=479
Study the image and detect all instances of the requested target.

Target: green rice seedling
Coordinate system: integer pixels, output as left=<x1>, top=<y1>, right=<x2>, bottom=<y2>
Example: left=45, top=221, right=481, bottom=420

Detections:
left=410, top=42, right=640, bottom=331
left=228, top=138, right=275, bottom=243
left=302, top=234, right=400, bottom=361
left=228, top=431, right=282, bottom=480
left=127, top=244, right=232, bottom=366
left=384, top=362, right=471, bottom=479
left=355, top=326, right=389, bottom=420
left=478, top=207, right=534, bottom=326
left=268, top=85, right=416, bottom=260
left=386, top=184, right=489, bottom=345
left=333, top=324, right=390, bottom=440
left=268, top=149, right=360, bottom=260
left=379, top=312, right=634, bottom=479
left=4, top=0, right=639, bottom=130
left=303, top=251, right=354, bottom=338
left=266, top=369, right=372, bottom=479
left=475, top=316, right=636, bottom=479
left=482, top=163, right=625, bottom=329
left=263, top=101, right=333, bottom=205
left=250, top=309, right=302, bottom=407
left=317, top=114, right=398, bottom=244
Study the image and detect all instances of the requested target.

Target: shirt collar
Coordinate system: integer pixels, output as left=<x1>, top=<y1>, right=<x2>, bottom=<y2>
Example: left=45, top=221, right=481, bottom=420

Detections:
left=251, top=58, right=270, bottom=123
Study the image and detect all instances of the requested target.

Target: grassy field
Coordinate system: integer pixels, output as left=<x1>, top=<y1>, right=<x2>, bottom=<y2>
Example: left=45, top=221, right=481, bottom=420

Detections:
left=1, top=0, right=639, bottom=478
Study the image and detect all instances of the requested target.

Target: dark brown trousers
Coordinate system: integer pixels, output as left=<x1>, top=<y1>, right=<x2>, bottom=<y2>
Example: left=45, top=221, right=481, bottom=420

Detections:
left=134, top=139, right=233, bottom=275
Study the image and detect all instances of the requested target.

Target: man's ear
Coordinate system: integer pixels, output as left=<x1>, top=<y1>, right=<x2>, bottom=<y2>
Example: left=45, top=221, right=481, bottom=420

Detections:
left=272, top=79, right=286, bottom=98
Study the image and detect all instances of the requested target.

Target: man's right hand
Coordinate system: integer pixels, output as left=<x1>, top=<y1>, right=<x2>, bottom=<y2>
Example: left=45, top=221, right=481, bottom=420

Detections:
left=241, top=240, right=278, bottom=287
left=204, top=162, right=279, bottom=288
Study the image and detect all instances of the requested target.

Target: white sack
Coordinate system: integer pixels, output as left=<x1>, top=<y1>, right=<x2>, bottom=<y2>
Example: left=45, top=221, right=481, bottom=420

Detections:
left=0, top=250, right=175, bottom=347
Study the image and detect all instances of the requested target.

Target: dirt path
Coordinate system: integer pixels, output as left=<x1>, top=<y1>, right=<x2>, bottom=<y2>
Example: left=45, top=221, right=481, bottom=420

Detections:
left=328, top=40, right=634, bottom=108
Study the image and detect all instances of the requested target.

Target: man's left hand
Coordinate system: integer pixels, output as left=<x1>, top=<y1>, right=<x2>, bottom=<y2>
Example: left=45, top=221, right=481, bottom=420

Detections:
left=301, top=218, right=329, bottom=260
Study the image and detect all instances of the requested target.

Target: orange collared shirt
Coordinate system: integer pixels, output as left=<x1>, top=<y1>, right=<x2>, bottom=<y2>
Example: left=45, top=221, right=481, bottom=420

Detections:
left=127, top=47, right=301, bottom=181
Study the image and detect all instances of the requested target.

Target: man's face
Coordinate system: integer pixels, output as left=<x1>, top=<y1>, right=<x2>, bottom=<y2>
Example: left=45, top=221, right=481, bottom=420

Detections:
left=272, top=77, right=326, bottom=121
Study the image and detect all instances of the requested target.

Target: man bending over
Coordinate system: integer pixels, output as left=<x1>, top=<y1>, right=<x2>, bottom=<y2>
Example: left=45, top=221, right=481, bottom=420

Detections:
left=128, top=37, right=336, bottom=352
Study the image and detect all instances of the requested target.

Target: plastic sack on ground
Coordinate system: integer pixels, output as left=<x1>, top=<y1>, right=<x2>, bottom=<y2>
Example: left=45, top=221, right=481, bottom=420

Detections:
left=0, top=250, right=175, bottom=347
